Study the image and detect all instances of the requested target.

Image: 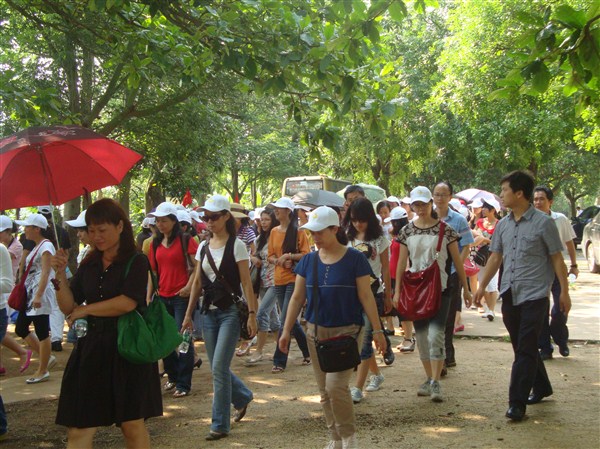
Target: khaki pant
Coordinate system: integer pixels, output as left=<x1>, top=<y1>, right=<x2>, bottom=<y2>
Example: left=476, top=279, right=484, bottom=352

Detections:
left=306, top=323, right=362, bottom=441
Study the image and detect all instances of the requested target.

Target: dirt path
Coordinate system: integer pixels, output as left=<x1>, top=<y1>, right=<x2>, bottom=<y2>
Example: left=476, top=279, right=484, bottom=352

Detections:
left=3, top=335, right=599, bottom=449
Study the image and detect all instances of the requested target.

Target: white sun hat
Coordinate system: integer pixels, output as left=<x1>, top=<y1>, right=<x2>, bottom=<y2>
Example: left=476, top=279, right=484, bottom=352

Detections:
left=15, top=214, right=48, bottom=229
left=409, top=186, right=432, bottom=204
left=384, top=206, right=408, bottom=223
left=271, top=197, right=295, bottom=211
left=201, top=195, right=231, bottom=212
left=149, top=202, right=179, bottom=218
left=65, top=210, right=87, bottom=228
left=300, top=206, right=340, bottom=232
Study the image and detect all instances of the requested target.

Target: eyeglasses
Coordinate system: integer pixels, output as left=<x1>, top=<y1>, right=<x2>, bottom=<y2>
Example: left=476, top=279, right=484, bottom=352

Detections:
left=201, top=212, right=225, bottom=222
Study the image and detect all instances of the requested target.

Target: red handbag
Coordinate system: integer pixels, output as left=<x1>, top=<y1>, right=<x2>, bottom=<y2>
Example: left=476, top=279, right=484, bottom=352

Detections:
left=397, top=222, right=445, bottom=321
left=463, top=258, right=480, bottom=277
left=8, top=241, right=47, bottom=311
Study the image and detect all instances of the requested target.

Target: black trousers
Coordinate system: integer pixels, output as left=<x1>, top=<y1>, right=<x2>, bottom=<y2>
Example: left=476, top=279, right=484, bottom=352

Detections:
left=444, top=272, right=461, bottom=364
left=501, top=289, right=553, bottom=407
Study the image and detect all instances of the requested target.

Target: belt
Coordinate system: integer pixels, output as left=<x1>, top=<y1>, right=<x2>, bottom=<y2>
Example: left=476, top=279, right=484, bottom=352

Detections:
left=87, top=316, right=118, bottom=332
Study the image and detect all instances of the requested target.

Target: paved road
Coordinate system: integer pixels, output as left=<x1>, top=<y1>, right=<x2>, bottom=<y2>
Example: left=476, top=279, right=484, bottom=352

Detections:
left=2, top=253, right=598, bottom=405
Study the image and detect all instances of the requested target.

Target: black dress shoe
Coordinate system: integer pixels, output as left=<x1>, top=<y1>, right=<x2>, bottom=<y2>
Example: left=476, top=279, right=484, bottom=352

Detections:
left=540, top=351, right=553, bottom=361
left=505, top=405, right=526, bottom=421
left=559, top=345, right=570, bottom=357
left=527, top=391, right=552, bottom=405
left=51, top=341, right=62, bottom=352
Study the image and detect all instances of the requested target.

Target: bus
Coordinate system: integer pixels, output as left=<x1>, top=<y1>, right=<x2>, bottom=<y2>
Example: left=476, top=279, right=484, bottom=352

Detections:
left=282, top=176, right=351, bottom=197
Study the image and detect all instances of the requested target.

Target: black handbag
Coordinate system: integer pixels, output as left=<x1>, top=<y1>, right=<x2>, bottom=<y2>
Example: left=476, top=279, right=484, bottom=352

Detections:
left=473, top=244, right=490, bottom=266
left=203, top=242, right=251, bottom=341
left=312, top=253, right=361, bottom=373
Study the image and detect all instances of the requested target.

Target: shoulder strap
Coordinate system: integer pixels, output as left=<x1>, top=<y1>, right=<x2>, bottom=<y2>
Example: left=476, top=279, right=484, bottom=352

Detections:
left=22, top=239, right=49, bottom=281
left=204, top=239, right=236, bottom=297
left=436, top=221, right=446, bottom=252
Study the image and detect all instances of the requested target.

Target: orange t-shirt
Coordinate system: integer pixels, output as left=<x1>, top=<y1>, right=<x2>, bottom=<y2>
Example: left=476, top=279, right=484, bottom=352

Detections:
left=268, top=227, right=310, bottom=286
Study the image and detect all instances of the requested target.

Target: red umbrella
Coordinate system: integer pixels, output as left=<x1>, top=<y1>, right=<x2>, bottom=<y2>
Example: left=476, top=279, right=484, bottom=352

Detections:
left=0, top=125, right=142, bottom=210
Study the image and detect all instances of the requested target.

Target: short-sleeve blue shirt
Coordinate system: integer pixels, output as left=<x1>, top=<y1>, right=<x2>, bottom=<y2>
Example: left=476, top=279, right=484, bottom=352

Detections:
left=294, top=248, right=372, bottom=327
left=440, top=208, right=475, bottom=274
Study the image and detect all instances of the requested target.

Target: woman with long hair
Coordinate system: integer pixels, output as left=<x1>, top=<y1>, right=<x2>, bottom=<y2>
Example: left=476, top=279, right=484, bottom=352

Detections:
left=342, top=197, right=394, bottom=404
left=268, top=197, right=311, bottom=374
left=53, top=198, right=162, bottom=448
left=279, top=206, right=387, bottom=448
left=148, top=201, right=198, bottom=398
left=245, top=208, right=281, bottom=364
left=182, top=195, right=257, bottom=441
left=13, top=214, right=57, bottom=383
left=393, top=187, right=472, bottom=402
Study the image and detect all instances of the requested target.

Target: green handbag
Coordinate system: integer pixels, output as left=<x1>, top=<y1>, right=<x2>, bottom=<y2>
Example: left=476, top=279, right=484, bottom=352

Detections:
left=117, top=255, right=183, bottom=364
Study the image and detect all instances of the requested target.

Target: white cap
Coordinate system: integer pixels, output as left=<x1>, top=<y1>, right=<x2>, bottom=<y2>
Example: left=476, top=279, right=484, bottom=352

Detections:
left=470, top=198, right=483, bottom=208
left=248, top=211, right=255, bottom=221
left=254, top=207, right=265, bottom=217
left=15, top=214, right=48, bottom=229
left=141, top=217, right=153, bottom=228
left=189, top=210, right=201, bottom=223
left=449, top=198, right=463, bottom=210
left=0, top=215, right=13, bottom=232
left=65, top=210, right=87, bottom=228
left=401, top=196, right=411, bottom=204
left=300, top=206, right=340, bottom=231
left=386, top=196, right=400, bottom=204
left=201, top=195, right=231, bottom=212
left=176, top=210, right=192, bottom=224
left=384, top=206, right=408, bottom=223
left=175, top=204, right=186, bottom=211
left=482, top=197, right=501, bottom=211
left=37, top=205, right=54, bottom=215
left=149, top=202, right=179, bottom=218
left=271, top=197, right=295, bottom=211
left=409, top=186, right=432, bottom=204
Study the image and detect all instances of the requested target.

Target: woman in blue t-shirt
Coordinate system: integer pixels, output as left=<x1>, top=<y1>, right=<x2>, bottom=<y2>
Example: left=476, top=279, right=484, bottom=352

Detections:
left=279, top=206, right=386, bottom=449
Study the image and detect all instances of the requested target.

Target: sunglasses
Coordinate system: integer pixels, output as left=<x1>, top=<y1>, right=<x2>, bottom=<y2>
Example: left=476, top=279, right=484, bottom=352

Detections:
left=201, top=212, right=225, bottom=222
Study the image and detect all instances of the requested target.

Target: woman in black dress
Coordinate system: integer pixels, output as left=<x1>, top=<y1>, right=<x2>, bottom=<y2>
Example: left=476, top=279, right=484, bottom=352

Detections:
left=52, top=199, right=162, bottom=448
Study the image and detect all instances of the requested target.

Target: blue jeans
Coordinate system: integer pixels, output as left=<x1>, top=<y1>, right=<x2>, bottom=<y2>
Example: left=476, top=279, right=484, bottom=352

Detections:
left=202, top=304, right=253, bottom=434
left=272, top=283, right=310, bottom=368
left=538, top=276, right=568, bottom=354
left=0, top=308, right=7, bottom=435
left=159, top=295, right=194, bottom=393
left=256, top=286, right=280, bottom=332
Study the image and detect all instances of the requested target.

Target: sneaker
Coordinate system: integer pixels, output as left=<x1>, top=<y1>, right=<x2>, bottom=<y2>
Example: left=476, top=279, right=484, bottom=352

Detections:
left=487, top=311, right=495, bottom=321
left=324, top=440, right=343, bottom=449
left=417, top=379, right=432, bottom=396
left=430, top=380, right=444, bottom=402
left=400, top=338, right=415, bottom=353
left=245, top=352, right=264, bottom=365
left=350, top=387, right=363, bottom=404
left=48, top=355, right=57, bottom=370
left=365, top=373, right=385, bottom=392
left=342, top=433, right=358, bottom=449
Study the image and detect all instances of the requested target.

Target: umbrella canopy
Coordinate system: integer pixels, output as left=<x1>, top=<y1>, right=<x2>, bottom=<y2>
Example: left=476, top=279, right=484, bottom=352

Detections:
left=455, top=188, right=502, bottom=207
left=291, top=189, right=345, bottom=209
left=0, top=125, right=142, bottom=210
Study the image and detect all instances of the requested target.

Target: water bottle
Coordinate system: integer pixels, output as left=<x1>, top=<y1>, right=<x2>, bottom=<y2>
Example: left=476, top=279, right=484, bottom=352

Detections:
left=568, top=273, right=576, bottom=286
left=179, top=328, right=192, bottom=353
left=73, top=318, right=88, bottom=338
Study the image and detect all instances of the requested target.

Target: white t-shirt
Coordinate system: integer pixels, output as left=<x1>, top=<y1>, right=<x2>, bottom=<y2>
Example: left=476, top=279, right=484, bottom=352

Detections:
left=0, top=244, right=14, bottom=309
left=24, top=239, right=56, bottom=316
left=348, top=235, right=390, bottom=293
left=551, top=211, right=576, bottom=256
left=195, top=238, right=249, bottom=283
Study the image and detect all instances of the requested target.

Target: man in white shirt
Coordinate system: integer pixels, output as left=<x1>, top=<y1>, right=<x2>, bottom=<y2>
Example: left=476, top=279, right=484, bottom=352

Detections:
left=533, top=186, right=578, bottom=359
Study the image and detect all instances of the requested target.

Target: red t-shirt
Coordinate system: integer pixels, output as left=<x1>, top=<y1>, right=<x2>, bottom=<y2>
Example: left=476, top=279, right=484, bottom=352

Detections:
left=389, top=238, right=400, bottom=280
left=149, top=236, right=199, bottom=297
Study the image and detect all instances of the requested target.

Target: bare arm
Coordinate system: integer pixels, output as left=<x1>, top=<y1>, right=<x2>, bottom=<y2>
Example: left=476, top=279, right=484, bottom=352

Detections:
left=565, top=240, right=579, bottom=278
left=473, top=252, right=503, bottom=304
left=278, top=275, right=307, bottom=353
left=392, top=244, right=409, bottom=307
left=356, top=274, right=387, bottom=354
left=182, top=261, right=202, bottom=330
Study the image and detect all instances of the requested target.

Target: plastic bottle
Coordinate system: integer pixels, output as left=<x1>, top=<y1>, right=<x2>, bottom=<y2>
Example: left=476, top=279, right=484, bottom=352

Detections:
left=179, top=328, right=192, bottom=353
left=568, top=273, right=576, bottom=286
left=73, top=318, right=88, bottom=338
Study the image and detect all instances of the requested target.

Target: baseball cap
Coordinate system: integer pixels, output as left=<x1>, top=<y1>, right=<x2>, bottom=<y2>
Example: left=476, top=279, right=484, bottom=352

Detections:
left=386, top=196, right=400, bottom=204
left=482, top=197, right=501, bottom=211
left=65, top=210, right=87, bottom=228
left=254, top=207, right=265, bottom=217
left=449, top=198, right=462, bottom=211
left=189, top=210, right=201, bottom=223
left=470, top=198, right=484, bottom=208
left=176, top=210, right=192, bottom=224
left=384, top=206, right=408, bottom=223
left=300, top=206, right=340, bottom=232
left=295, top=205, right=312, bottom=212
left=248, top=211, right=255, bottom=221
left=15, top=214, right=48, bottom=229
left=271, top=197, right=295, bottom=211
left=201, top=195, right=231, bottom=212
left=37, top=205, right=54, bottom=215
left=141, top=217, right=153, bottom=228
left=149, top=202, right=179, bottom=218
left=0, top=215, right=13, bottom=232
left=400, top=196, right=411, bottom=204
left=409, top=186, right=432, bottom=204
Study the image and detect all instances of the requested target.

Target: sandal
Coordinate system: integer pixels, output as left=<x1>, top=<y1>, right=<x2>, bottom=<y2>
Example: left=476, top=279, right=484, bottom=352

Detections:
left=271, top=366, right=285, bottom=374
left=173, top=389, right=189, bottom=398
left=235, top=343, right=251, bottom=357
left=164, top=381, right=176, bottom=391
left=19, top=350, right=32, bottom=373
left=301, top=357, right=311, bottom=366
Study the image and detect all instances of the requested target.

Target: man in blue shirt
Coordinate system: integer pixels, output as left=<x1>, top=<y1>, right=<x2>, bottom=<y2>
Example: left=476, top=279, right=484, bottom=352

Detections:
left=475, top=171, right=570, bottom=422
left=433, top=182, right=475, bottom=372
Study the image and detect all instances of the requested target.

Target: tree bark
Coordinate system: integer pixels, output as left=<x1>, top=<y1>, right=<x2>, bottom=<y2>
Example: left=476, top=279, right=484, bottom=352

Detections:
left=145, top=179, right=165, bottom=214
left=118, top=172, right=132, bottom=214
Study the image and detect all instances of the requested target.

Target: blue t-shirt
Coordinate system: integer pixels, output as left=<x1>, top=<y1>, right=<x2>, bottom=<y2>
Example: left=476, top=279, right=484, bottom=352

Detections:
left=294, top=248, right=372, bottom=327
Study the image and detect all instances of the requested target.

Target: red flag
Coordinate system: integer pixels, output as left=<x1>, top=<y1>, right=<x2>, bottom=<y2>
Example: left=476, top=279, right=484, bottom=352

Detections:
left=182, top=189, right=193, bottom=207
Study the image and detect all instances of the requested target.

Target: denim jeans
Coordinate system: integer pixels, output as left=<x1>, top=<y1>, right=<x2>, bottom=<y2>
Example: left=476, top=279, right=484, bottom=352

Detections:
left=256, top=286, right=280, bottom=332
left=202, top=304, right=253, bottom=433
left=272, top=283, right=310, bottom=368
left=538, top=276, right=568, bottom=354
left=359, top=292, right=390, bottom=360
left=159, top=295, right=195, bottom=393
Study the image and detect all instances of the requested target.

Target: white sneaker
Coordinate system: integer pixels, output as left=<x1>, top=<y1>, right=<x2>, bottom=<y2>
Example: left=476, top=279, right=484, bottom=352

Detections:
left=430, top=380, right=444, bottom=402
left=350, top=387, right=363, bottom=404
left=342, top=433, right=358, bottom=449
left=417, top=378, right=432, bottom=396
left=324, top=440, right=343, bottom=449
left=364, top=373, right=384, bottom=392
left=250, top=335, right=258, bottom=346
left=48, top=355, right=57, bottom=370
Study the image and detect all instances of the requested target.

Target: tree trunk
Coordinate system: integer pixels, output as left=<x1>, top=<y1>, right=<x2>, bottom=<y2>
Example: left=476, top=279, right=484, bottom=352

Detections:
left=231, top=168, right=240, bottom=202
left=64, top=198, right=80, bottom=273
left=145, top=179, right=165, bottom=213
left=118, top=172, right=132, bottom=214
